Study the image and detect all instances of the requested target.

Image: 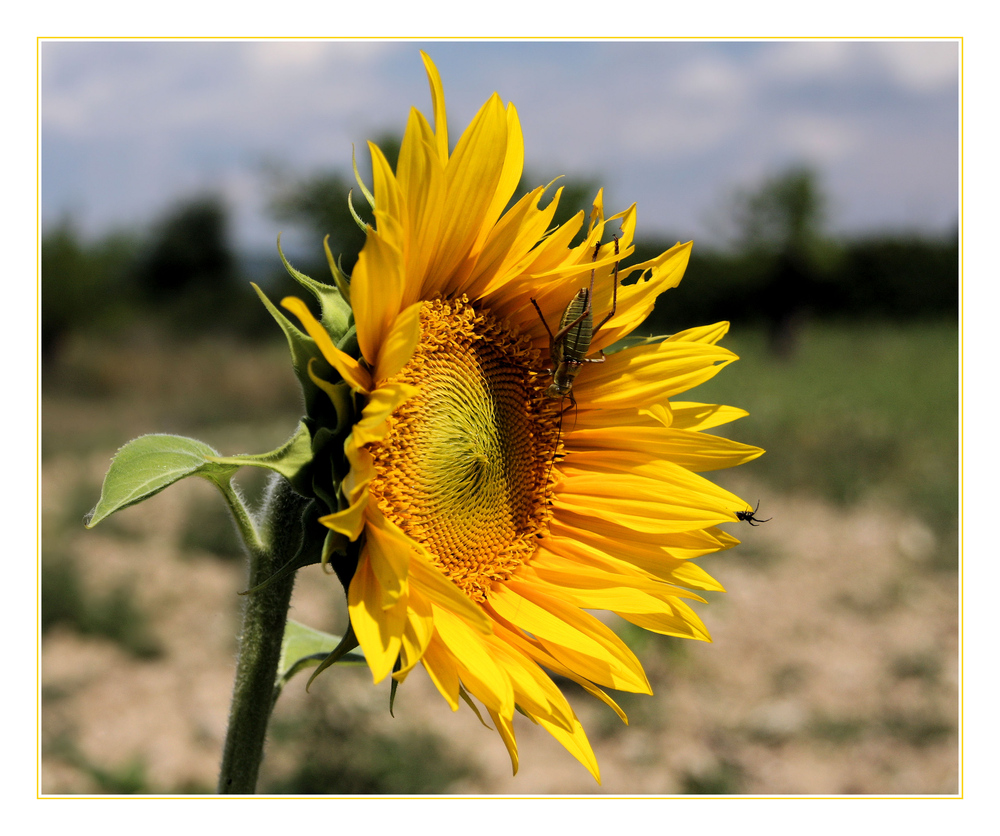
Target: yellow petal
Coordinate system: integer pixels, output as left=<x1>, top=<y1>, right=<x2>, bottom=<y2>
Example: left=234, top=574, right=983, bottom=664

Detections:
left=364, top=507, right=411, bottom=605
left=370, top=141, right=406, bottom=249
left=433, top=605, right=514, bottom=717
left=591, top=241, right=693, bottom=352
left=318, top=492, right=368, bottom=541
left=347, top=551, right=405, bottom=683
left=542, top=532, right=726, bottom=592
left=351, top=221, right=406, bottom=367
left=485, top=634, right=576, bottom=732
left=349, top=382, right=420, bottom=449
left=668, top=401, right=750, bottom=431
left=421, top=635, right=461, bottom=710
left=668, top=321, right=731, bottom=345
left=409, top=557, right=492, bottom=634
left=552, top=508, right=740, bottom=552
left=565, top=426, right=765, bottom=472
left=619, top=599, right=712, bottom=642
left=533, top=711, right=601, bottom=784
left=374, top=301, right=423, bottom=383
left=465, top=184, right=562, bottom=299
left=449, top=102, right=524, bottom=294
left=420, top=51, right=449, bottom=164
left=488, top=708, right=519, bottom=776
left=280, top=296, right=372, bottom=393
left=572, top=338, right=737, bottom=408
left=493, top=621, right=630, bottom=725
left=524, top=550, right=707, bottom=608
left=341, top=443, right=375, bottom=507
left=423, top=93, right=510, bottom=298
left=396, top=591, right=434, bottom=679
left=489, top=582, right=649, bottom=693
left=559, top=451, right=752, bottom=511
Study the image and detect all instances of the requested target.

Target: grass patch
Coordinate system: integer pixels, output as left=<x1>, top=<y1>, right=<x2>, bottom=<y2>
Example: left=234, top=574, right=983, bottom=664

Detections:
left=48, top=736, right=152, bottom=794
left=264, top=705, right=477, bottom=794
left=42, top=553, right=162, bottom=659
left=683, top=320, right=958, bottom=551
left=180, top=497, right=245, bottom=560
left=880, top=712, right=953, bottom=748
left=680, top=760, right=743, bottom=795
left=890, top=651, right=942, bottom=683
left=809, top=715, right=868, bottom=744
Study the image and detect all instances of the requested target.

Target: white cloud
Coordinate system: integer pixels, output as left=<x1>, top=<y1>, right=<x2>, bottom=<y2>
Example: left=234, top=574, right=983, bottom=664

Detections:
left=673, top=55, right=749, bottom=103
left=874, top=41, right=959, bottom=93
left=40, top=41, right=960, bottom=246
left=755, top=41, right=856, bottom=84
left=772, top=113, right=860, bottom=163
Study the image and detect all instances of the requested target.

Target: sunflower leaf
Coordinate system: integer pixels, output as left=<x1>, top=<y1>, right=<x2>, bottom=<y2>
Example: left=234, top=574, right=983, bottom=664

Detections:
left=85, top=434, right=240, bottom=528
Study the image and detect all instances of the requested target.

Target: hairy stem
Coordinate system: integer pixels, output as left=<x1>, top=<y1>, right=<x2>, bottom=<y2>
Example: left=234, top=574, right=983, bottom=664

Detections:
left=217, top=476, right=309, bottom=794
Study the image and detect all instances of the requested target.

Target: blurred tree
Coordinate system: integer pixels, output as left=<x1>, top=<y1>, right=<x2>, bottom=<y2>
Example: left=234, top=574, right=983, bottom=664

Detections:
left=132, top=195, right=286, bottom=338
left=729, top=166, right=840, bottom=356
left=131, top=195, right=245, bottom=333
left=841, top=232, right=958, bottom=319
left=41, top=219, right=140, bottom=361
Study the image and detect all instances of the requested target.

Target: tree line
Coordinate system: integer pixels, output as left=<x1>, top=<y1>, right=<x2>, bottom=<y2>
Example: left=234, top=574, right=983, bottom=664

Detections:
left=42, top=164, right=957, bottom=362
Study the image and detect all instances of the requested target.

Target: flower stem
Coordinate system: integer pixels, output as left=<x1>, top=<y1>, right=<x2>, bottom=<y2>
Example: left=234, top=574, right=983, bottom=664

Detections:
left=217, top=476, right=309, bottom=794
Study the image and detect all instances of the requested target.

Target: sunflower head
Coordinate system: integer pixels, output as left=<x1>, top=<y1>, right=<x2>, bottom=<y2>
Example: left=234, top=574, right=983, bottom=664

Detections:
left=260, top=51, right=764, bottom=783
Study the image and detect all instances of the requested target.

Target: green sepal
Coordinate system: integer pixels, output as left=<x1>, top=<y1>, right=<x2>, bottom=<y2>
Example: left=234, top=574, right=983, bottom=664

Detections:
left=322, top=235, right=351, bottom=304
left=321, top=527, right=349, bottom=566
left=85, top=434, right=241, bottom=529
left=389, top=657, right=401, bottom=716
left=304, top=622, right=362, bottom=691
left=207, top=421, right=314, bottom=496
left=336, top=325, right=360, bottom=360
left=352, top=143, right=375, bottom=209
left=251, top=283, right=334, bottom=423
left=274, top=620, right=365, bottom=703
left=306, top=425, right=341, bottom=511
left=276, top=235, right=352, bottom=341
left=347, top=189, right=368, bottom=232
left=459, top=685, right=492, bottom=730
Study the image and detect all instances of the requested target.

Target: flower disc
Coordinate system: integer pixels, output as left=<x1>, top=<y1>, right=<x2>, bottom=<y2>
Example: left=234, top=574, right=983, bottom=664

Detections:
left=368, top=297, right=563, bottom=603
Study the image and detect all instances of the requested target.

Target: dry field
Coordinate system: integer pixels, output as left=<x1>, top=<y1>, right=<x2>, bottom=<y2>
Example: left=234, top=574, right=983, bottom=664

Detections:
left=40, top=331, right=959, bottom=795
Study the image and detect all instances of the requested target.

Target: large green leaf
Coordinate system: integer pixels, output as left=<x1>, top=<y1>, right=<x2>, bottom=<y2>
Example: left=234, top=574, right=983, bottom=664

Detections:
left=85, top=434, right=239, bottom=528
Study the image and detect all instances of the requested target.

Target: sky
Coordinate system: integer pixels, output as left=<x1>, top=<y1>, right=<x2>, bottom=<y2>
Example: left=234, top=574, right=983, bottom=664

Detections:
left=40, top=39, right=959, bottom=254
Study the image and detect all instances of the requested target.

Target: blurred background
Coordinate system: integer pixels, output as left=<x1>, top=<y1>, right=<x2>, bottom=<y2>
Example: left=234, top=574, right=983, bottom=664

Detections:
left=40, top=40, right=959, bottom=795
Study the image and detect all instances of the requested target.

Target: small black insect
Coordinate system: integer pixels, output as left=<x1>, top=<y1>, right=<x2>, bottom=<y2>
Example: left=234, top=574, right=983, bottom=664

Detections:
left=736, top=500, right=771, bottom=526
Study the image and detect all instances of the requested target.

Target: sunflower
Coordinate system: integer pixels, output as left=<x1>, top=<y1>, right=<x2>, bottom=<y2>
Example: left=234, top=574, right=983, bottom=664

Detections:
left=281, top=52, right=763, bottom=782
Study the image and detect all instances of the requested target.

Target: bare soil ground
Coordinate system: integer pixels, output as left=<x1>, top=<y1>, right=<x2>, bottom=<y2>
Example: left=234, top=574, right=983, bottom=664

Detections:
left=40, top=336, right=958, bottom=795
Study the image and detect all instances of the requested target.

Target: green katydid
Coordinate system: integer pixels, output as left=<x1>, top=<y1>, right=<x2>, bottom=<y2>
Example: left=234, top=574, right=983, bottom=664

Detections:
left=530, top=235, right=620, bottom=406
